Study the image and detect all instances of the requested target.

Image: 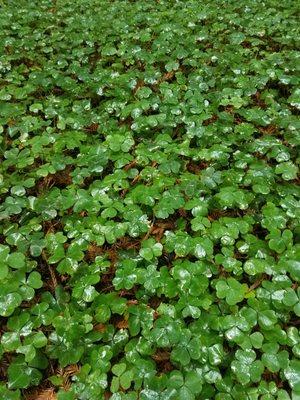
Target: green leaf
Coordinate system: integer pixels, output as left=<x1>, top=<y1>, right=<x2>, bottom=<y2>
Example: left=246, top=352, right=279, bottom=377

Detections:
left=120, top=370, right=133, bottom=390
left=0, top=263, right=8, bottom=280
left=208, top=344, right=224, bottom=366
left=0, top=293, right=22, bottom=317
left=258, top=310, right=278, bottom=330
left=250, top=332, right=264, bottom=349
left=27, top=272, right=43, bottom=289
left=32, top=332, right=48, bottom=348
left=8, top=360, right=42, bottom=389
left=275, top=162, right=298, bottom=180
left=7, top=253, right=25, bottom=269
left=112, top=363, right=127, bottom=377
left=284, top=360, right=300, bottom=392
left=178, top=386, right=194, bottom=400
left=95, top=305, right=111, bottom=323
left=165, top=61, right=179, bottom=72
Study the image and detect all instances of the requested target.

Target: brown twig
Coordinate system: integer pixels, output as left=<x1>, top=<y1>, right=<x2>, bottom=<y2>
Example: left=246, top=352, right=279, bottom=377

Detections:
left=131, top=174, right=141, bottom=185
left=247, top=274, right=267, bottom=293
left=124, top=160, right=137, bottom=171
left=42, top=250, right=58, bottom=290
left=100, top=284, right=115, bottom=293
left=143, top=221, right=155, bottom=241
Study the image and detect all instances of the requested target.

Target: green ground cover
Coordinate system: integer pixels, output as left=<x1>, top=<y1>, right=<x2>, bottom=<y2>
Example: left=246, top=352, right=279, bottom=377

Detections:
left=0, top=0, right=299, bottom=398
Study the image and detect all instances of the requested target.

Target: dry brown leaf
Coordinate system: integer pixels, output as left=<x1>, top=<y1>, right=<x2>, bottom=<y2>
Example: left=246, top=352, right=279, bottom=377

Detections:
left=25, top=388, right=57, bottom=400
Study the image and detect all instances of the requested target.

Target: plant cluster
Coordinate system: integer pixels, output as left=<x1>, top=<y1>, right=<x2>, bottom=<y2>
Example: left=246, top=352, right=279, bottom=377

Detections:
left=0, top=0, right=299, bottom=399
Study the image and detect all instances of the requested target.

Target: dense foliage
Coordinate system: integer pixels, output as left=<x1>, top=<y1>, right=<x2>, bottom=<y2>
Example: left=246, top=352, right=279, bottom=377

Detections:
left=0, top=0, right=299, bottom=399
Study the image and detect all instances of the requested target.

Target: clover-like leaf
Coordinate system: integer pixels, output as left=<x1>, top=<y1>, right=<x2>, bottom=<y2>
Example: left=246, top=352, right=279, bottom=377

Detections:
left=139, top=239, right=163, bottom=261
left=216, top=278, right=248, bottom=305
